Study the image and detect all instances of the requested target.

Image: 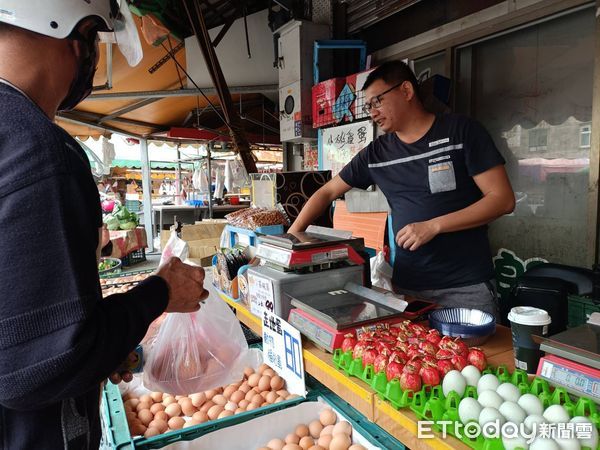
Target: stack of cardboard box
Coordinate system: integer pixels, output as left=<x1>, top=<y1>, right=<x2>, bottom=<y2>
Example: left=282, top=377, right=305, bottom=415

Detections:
left=160, top=219, right=227, bottom=266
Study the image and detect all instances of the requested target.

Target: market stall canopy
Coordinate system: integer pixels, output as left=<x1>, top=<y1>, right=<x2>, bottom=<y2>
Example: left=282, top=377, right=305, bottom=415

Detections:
left=56, top=0, right=280, bottom=143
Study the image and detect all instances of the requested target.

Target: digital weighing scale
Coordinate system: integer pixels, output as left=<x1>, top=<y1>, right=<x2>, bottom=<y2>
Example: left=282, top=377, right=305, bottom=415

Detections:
left=288, top=282, right=408, bottom=353
left=535, top=313, right=600, bottom=403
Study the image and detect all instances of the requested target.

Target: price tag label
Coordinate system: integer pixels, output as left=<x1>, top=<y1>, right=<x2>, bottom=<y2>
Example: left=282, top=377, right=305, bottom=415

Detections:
left=262, top=310, right=306, bottom=397
left=248, top=273, right=275, bottom=317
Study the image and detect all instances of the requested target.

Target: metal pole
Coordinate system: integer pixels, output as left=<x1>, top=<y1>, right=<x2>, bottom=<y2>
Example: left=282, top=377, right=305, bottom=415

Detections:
left=176, top=144, right=182, bottom=204
left=140, top=138, right=155, bottom=251
left=207, top=143, right=213, bottom=219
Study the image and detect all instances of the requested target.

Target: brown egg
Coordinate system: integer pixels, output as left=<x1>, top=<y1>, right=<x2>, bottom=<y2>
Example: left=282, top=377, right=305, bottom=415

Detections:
left=274, top=397, right=286, bottom=403
left=168, top=416, right=186, bottom=430
left=309, top=420, right=323, bottom=438
left=234, top=407, right=245, bottom=414
left=266, top=391, right=278, bottom=404
left=260, top=391, right=269, bottom=399
left=230, top=390, right=245, bottom=404
left=150, top=403, right=165, bottom=415
left=239, top=383, right=251, bottom=394
left=125, top=411, right=137, bottom=422
left=258, top=363, right=270, bottom=374
left=332, top=421, right=352, bottom=437
left=267, top=438, right=286, bottom=450
left=136, top=402, right=151, bottom=413
left=248, top=373, right=261, bottom=387
left=320, top=425, right=334, bottom=436
left=204, top=389, right=218, bottom=400
left=317, top=435, right=333, bottom=448
left=258, top=375, right=272, bottom=392
left=183, top=420, right=196, bottom=428
left=144, top=427, right=160, bottom=438
left=150, top=392, right=163, bottom=403
left=243, top=366, right=255, bottom=378
left=154, top=411, right=169, bottom=422
left=175, top=395, right=184, bottom=401
left=190, top=392, right=206, bottom=407
left=129, top=422, right=147, bottom=436
left=296, top=424, right=310, bottom=438
left=277, top=389, right=290, bottom=398
left=238, top=399, right=250, bottom=409
left=282, top=445, right=302, bottom=450
left=180, top=399, right=196, bottom=417
left=348, top=445, right=367, bottom=450
left=246, top=403, right=259, bottom=411
left=212, top=394, right=227, bottom=406
left=207, top=404, right=224, bottom=420
left=199, top=400, right=215, bottom=414
left=244, top=390, right=256, bottom=402
left=122, top=393, right=133, bottom=402
left=177, top=396, right=190, bottom=406
left=139, top=394, right=153, bottom=404
left=308, top=446, right=326, bottom=450
left=164, top=403, right=182, bottom=418
left=217, top=409, right=234, bottom=419
left=162, top=397, right=176, bottom=406
left=137, top=409, right=153, bottom=426
left=124, top=398, right=140, bottom=410
left=148, top=419, right=168, bottom=433
left=192, top=410, right=208, bottom=423
left=270, top=375, right=285, bottom=391
left=329, top=434, right=351, bottom=450
left=263, top=368, right=276, bottom=377
left=251, top=393, right=263, bottom=404
left=285, top=433, right=300, bottom=444
left=319, top=409, right=337, bottom=427
left=223, top=385, right=237, bottom=398
left=299, top=436, right=314, bottom=450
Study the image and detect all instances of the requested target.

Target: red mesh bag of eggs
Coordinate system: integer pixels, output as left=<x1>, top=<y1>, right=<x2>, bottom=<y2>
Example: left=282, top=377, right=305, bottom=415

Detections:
left=143, top=293, right=255, bottom=394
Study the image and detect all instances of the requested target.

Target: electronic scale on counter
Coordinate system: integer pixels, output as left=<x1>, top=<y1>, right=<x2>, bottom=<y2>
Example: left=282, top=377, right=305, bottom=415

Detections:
left=288, top=282, right=408, bottom=353
left=535, top=313, right=600, bottom=403
left=246, top=227, right=371, bottom=322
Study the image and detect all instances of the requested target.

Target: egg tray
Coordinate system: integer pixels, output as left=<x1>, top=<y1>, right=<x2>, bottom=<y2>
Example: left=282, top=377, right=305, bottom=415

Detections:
left=408, top=366, right=600, bottom=450
left=101, top=379, right=322, bottom=450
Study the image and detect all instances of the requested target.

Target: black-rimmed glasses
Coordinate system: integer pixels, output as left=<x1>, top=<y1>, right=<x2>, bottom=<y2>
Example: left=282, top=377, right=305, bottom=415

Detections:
left=362, top=81, right=405, bottom=114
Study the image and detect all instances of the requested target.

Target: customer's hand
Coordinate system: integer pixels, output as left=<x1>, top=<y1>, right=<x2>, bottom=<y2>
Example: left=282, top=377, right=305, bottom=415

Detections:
left=155, top=257, right=209, bottom=313
left=395, top=220, right=440, bottom=251
left=108, top=351, right=138, bottom=384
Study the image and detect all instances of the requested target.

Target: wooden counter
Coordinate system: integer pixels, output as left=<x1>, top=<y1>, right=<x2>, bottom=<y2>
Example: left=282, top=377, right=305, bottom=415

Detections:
left=218, top=292, right=516, bottom=450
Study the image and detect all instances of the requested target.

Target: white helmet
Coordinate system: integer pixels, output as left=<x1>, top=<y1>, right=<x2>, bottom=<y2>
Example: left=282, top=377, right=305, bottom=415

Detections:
left=0, top=0, right=142, bottom=66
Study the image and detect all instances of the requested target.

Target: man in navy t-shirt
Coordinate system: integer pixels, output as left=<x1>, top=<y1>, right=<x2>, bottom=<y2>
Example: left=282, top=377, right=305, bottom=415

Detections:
left=289, top=61, right=515, bottom=316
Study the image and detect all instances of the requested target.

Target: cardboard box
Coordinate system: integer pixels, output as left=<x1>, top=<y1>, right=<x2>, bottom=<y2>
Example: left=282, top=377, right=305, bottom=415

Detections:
left=160, top=221, right=226, bottom=250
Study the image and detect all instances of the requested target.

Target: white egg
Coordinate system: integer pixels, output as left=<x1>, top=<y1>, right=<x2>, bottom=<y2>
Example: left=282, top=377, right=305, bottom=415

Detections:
left=496, top=383, right=521, bottom=403
left=554, top=437, right=581, bottom=450
left=442, top=370, right=467, bottom=397
left=524, top=414, right=546, bottom=432
left=461, top=365, right=482, bottom=387
left=477, top=374, right=500, bottom=395
left=570, top=416, right=599, bottom=449
left=543, top=404, right=570, bottom=424
left=477, top=390, right=504, bottom=410
left=503, top=435, right=530, bottom=450
left=518, top=394, right=544, bottom=416
left=458, top=397, right=482, bottom=424
left=479, top=407, right=506, bottom=427
left=499, top=401, right=527, bottom=425
left=530, top=438, right=560, bottom=450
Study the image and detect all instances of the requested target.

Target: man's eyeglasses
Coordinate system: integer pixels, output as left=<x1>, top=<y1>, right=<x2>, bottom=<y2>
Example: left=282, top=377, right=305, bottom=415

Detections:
left=362, top=81, right=405, bottom=114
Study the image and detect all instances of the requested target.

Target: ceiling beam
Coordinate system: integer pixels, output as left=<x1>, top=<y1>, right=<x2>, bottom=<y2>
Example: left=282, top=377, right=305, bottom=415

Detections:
left=84, top=84, right=278, bottom=101
left=99, top=98, right=162, bottom=123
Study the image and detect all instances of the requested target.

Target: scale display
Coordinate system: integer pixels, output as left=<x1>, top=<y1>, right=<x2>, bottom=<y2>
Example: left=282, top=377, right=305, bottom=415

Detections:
left=259, top=231, right=354, bottom=250
left=538, top=355, right=600, bottom=403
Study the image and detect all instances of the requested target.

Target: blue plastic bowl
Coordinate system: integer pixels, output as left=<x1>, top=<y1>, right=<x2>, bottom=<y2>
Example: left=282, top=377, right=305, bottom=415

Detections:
left=428, top=308, right=496, bottom=345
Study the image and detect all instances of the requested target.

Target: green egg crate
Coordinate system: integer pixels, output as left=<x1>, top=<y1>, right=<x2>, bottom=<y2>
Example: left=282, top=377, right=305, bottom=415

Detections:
left=407, top=365, right=600, bottom=450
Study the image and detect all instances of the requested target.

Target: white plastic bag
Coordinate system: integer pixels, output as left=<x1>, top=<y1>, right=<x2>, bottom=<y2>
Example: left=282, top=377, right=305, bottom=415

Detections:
left=370, top=251, right=393, bottom=291
left=143, top=293, right=253, bottom=394
left=159, top=230, right=189, bottom=267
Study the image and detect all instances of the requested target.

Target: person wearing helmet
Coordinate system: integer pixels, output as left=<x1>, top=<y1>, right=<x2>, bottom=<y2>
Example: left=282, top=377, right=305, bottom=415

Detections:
left=0, top=2, right=208, bottom=448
